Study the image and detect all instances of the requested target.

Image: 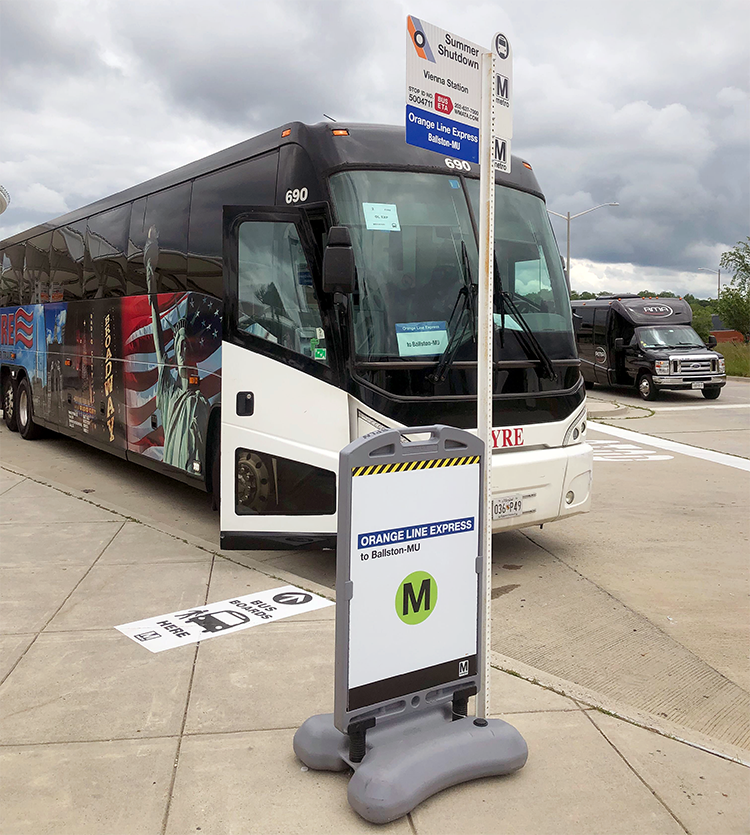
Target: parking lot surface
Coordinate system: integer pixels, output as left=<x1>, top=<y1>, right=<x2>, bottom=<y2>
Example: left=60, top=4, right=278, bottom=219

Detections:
left=1, top=381, right=748, bottom=833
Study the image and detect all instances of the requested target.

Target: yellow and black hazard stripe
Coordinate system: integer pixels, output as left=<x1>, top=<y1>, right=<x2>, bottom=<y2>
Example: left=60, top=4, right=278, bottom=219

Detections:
left=351, top=455, right=480, bottom=477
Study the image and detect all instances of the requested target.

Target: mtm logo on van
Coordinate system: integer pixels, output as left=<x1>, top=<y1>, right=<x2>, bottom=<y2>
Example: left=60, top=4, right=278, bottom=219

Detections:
left=642, top=305, right=673, bottom=317
left=396, top=571, right=438, bottom=624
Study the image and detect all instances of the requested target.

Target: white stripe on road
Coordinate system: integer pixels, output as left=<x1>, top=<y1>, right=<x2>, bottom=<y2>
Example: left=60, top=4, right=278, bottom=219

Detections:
left=589, top=422, right=750, bottom=472
left=650, top=404, right=750, bottom=412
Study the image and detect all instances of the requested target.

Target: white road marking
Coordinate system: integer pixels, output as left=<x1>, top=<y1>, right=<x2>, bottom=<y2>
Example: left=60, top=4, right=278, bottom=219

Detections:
left=589, top=439, right=673, bottom=462
left=589, top=423, right=750, bottom=472
left=649, top=404, right=750, bottom=412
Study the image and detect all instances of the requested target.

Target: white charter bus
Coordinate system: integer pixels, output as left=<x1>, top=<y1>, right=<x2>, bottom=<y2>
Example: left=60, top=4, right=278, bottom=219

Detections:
left=0, top=122, right=592, bottom=549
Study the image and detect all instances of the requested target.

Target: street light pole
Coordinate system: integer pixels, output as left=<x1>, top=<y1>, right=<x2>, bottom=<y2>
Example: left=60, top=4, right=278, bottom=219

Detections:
left=547, top=203, right=619, bottom=278
left=698, top=267, right=721, bottom=299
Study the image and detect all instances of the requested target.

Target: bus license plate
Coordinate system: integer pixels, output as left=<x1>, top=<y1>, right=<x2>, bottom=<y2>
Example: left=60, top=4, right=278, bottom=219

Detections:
left=493, top=495, right=523, bottom=520
left=691, top=382, right=704, bottom=389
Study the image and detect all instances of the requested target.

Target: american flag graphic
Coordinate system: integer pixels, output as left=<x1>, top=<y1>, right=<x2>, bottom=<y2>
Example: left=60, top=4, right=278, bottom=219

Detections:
left=122, top=293, right=221, bottom=459
left=14, top=307, right=34, bottom=348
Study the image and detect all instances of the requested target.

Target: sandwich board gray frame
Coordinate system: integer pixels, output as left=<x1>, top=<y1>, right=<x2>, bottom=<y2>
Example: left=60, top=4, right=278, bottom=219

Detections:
left=294, top=426, right=527, bottom=824
left=334, top=425, right=484, bottom=732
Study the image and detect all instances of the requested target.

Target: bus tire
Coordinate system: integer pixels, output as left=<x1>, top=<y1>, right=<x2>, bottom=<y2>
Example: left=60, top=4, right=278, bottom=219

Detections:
left=637, top=373, right=658, bottom=401
left=236, top=450, right=275, bottom=514
left=16, top=376, right=44, bottom=440
left=702, top=386, right=722, bottom=400
left=2, top=375, right=18, bottom=432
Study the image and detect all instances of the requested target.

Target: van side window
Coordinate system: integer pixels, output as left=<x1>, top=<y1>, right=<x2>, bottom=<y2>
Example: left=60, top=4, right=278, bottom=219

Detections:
left=577, top=307, right=594, bottom=348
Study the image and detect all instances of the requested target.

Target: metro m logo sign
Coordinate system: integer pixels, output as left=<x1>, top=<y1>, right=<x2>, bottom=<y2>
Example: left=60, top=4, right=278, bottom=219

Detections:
left=493, top=136, right=510, bottom=173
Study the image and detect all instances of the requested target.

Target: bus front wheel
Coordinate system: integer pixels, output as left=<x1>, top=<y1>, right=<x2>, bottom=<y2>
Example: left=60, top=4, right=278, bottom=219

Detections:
left=16, top=377, right=44, bottom=440
left=2, top=376, right=18, bottom=432
left=236, top=450, right=275, bottom=514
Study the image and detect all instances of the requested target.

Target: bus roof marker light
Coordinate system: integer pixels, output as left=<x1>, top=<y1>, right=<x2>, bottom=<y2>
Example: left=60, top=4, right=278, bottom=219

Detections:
left=281, top=129, right=292, bottom=138
left=332, top=129, right=349, bottom=136
left=522, top=162, right=532, bottom=169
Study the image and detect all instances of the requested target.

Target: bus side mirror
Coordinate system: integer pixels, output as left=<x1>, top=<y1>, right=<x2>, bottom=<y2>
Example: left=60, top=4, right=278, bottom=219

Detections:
left=614, top=338, right=625, bottom=351
left=707, top=334, right=718, bottom=348
left=322, top=226, right=356, bottom=294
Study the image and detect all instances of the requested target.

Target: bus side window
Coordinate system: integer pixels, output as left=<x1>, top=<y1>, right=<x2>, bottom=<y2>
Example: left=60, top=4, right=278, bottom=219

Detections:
left=128, top=185, right=190, bottom=295
left=2, top=243, right=25, bottom=305
left=24, top=234, right=52, bottom=304
left=237, top=220, right=327, bottom=364
left=51, top=226, right=85, bottom=301
left=188, top=153, right=278, bottom=299
left=85, top=204, right=131, bottom=299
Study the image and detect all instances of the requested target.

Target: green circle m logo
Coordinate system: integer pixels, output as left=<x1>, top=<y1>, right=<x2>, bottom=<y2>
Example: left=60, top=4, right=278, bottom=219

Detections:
left=395, top=571, right=438, bottom=625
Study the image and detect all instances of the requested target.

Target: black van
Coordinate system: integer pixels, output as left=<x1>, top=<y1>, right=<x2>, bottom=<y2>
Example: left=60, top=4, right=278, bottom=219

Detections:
left=571, top=295, right=726, bottom=400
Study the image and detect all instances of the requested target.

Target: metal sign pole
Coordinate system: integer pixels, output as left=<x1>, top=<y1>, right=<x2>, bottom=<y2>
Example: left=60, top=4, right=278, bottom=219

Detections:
left=476, top=49, right=496, bottom=719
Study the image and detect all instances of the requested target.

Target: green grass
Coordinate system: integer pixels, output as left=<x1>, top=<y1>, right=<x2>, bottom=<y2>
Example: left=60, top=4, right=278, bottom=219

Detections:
left=717, top=342, right=750, bottom=377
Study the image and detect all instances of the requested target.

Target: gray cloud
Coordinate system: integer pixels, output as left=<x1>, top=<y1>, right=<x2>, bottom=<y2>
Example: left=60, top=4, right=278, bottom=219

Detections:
left=1, top=0, right=747, bottom=296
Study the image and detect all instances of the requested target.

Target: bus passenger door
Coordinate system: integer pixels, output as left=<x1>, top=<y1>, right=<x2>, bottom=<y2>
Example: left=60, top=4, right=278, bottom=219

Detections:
left=219, top=206, right=350, bottom=549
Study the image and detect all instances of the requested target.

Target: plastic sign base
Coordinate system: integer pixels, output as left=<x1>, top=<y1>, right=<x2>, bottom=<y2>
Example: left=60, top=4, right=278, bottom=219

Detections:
left=293, top=704, right=527, bottom=824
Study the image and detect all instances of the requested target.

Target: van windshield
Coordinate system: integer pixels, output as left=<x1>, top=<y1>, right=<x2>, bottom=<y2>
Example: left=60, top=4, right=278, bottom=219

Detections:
left=637, top=326, right=705, bottom=349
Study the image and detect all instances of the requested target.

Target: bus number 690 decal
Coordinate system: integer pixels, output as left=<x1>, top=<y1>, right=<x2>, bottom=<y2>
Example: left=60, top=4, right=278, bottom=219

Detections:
left=285, top=187, right=308, bottom=204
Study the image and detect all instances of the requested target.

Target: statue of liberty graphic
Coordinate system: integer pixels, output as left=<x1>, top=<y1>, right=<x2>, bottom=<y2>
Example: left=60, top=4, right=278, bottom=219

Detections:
left=144, top=225, right=209, bottom=473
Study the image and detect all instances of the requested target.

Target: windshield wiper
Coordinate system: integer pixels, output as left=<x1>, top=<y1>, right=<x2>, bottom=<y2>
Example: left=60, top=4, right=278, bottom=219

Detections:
left=429, top=240, right=477, bottom=383
left=494, top=257, right=557, bottom=381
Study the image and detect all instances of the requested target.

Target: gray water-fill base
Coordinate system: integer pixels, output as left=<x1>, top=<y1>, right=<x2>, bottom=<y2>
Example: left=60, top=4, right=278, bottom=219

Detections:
left=294, top=706, right=528, bottom=825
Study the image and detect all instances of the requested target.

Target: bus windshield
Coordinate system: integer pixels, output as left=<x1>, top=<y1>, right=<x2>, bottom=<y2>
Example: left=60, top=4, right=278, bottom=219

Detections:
left=464, top=179, right=573, bottom=348
left=329, top=170, right=575, bottom=364
left=329, top=170, right=478, bottom=361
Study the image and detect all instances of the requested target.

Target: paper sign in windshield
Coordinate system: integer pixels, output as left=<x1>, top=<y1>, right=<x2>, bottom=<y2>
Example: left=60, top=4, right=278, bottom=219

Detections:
left=363, top=202, right=401, bottom=231
left=115, top=585, right=333, bottom=653
left=396, top=321, right=448, bottom=357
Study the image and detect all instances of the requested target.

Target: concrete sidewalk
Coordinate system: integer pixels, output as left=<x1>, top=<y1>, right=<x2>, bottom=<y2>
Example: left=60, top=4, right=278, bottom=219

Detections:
left=1, top=465, right=748, bottom=835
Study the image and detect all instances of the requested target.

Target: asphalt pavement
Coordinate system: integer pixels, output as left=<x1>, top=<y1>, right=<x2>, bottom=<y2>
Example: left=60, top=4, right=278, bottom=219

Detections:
left=1, top=385, right=749, bottom=835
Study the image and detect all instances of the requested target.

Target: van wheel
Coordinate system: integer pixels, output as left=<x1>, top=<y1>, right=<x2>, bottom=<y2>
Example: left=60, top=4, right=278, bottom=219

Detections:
left=637, top=373, right=658, bottom=401
left=16, top=377, right=44, bottom=440
left=2, top=376, right=18, bottom=432
left=702, top=386, right=721, bottom=400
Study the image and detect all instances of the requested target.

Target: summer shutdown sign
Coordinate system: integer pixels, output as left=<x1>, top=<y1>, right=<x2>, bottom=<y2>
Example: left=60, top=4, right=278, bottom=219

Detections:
left=116, top=585, right=332, bottom=652
left=334, top=427, right=483, bottom=729
left=405, top=16, right=483, bottom=163
left=405, top=16, right=514, bottom=172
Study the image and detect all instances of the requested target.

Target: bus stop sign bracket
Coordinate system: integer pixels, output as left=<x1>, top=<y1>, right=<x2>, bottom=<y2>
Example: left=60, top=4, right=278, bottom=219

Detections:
left=293, top=426, right=527, bottom=824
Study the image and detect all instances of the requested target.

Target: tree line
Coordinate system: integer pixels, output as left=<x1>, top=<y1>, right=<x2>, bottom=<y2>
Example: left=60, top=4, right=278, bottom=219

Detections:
left=568, top=238, right=750, bottom=342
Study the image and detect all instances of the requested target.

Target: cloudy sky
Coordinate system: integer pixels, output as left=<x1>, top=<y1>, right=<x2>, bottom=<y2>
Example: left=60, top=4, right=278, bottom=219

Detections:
left=1, top=0, right=748, bottom=297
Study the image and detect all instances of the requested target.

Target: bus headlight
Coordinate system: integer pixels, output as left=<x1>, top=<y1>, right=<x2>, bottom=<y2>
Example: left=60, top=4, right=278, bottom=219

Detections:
left=563, top=409, right=587, bottom=446
left=655, top=361, right=670, bottom=375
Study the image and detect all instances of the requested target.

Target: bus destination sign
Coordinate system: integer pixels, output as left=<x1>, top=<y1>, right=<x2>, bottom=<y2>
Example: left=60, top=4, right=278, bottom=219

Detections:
left=405, top=16, right=483, bottom=163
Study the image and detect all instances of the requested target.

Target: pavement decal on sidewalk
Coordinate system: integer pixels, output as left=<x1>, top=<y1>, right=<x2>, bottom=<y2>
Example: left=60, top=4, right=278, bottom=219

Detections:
left=589, top=439, right=673, bottom=462
left=116, top=585, right=333, bottom=652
